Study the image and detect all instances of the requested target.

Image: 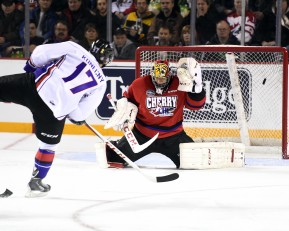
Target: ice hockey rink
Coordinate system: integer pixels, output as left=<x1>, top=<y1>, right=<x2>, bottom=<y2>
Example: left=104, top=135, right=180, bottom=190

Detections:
left=1, top=132, right=289, bottom=231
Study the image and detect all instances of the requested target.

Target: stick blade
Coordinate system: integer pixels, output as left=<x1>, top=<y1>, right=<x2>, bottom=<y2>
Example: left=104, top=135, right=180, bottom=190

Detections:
left=0, top=188, right=13, bottom=198
left=133, top=132, right=159, bottom=153
left=156, top=173, right=179, bottom=183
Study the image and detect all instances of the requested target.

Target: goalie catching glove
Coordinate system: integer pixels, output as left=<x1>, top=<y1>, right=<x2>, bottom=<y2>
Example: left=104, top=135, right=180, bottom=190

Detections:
left=104, top=98, right=138, bottom=131
left=176, top=57, right=203, bottom=93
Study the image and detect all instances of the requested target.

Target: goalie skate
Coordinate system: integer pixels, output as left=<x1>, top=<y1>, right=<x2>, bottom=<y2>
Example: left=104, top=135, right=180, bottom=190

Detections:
left=108, top=161, right=126, bottom=168
left=25, top=178, right=51, bottom=198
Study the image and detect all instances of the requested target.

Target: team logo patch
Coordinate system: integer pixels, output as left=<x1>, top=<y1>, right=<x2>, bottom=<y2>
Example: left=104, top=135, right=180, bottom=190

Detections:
left=146, top=96, right=177, bottom=117
left=146, top=89, right=155, bottom=96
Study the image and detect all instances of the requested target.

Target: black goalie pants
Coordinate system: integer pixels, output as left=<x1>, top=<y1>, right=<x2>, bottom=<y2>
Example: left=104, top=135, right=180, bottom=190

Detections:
left=106, top=127, right=193, bottom=168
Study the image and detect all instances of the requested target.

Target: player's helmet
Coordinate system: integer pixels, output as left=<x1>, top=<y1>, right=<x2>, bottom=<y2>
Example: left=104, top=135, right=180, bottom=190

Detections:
left=151, top=60, right=171, bottom=94
left=90, top=39, right=114, bottom=67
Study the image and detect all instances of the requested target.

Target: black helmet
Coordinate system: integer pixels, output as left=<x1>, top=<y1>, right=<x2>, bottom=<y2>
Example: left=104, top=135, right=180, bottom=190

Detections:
left=90, top=39, right=114, bottom=67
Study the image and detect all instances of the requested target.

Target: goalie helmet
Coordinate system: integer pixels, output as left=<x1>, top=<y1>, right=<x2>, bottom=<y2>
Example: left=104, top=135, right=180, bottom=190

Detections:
left=151, top=60, right=171, bottom=94
left=90, top=39, right=114, bottom=67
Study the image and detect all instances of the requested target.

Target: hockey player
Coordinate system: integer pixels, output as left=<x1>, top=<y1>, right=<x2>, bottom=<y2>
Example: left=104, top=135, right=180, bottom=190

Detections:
left=0, top=39, right=114, bottom=197
left=104, top=57, right=206, bottom=168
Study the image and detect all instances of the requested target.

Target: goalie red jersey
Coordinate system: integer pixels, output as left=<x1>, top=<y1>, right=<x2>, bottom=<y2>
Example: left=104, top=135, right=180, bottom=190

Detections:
left=104, top=58, right=206, bottom=168
left=124, top=74, right=206, bottom=138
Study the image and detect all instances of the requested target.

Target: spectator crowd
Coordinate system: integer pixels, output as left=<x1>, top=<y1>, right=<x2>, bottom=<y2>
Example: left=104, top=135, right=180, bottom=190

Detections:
left=0, top=0, right=288, bottom=59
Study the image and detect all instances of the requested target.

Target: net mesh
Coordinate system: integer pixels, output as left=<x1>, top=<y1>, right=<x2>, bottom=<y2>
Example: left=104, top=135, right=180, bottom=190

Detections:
left=136, top=46, right=288, bottom=153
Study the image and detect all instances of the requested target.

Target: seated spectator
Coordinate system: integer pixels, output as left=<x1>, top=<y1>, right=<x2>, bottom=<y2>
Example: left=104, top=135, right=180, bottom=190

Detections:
left=252, top=0, right=289, bottom=48
left=6, top=19, right=45, bottom=57
left=148, top=0, right=180, bottom=15
left=91, top=0, right=122, bottom=40
left=179, top=25, right=190, bottom=46
left=43, top=20, right=70, bottom=44
left=123, top=0, right=155, bottom=45
left=78, top=23, right=99, bottom=50
left=112, top=0, right=135, bottom=24
left=226, top=0, right=256, bottom=45
left=147, top=0, right=183, bottom=45
left=178, top=25, right=200, bottom=46
left=155, top=25, right=175, bottom=46
left=187, top=0, right=226, bottom=45
left=112, top=27, right=137, bottom=60
left=30, top=0, right=58, bottom=40
left=207, top=19, right=240, bottom=45
left=0, top=0, right=24, bottom=57
left=60, top=0, right=94, bottom=42
left=25, top=19, right=45, bottom=51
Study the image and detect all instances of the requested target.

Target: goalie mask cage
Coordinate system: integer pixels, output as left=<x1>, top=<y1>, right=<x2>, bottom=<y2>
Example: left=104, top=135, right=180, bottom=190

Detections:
left=135, top=46, right=289, bottom=158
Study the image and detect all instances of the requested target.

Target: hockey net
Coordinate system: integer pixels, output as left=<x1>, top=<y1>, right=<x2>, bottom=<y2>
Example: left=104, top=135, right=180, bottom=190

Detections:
left=135, top=46, right=289, bottom=158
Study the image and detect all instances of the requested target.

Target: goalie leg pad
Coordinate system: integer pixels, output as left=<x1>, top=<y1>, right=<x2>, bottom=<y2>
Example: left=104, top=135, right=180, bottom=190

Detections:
left=95, top=142, right=109, bottom=168
left=180, top=142, right=245, bottom=169
left=95, top=142, right=126, bottom=168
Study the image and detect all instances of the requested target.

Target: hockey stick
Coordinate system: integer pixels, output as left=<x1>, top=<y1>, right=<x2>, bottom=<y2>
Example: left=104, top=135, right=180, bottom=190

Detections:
left=106, top=93, right=159, bottom=153
left=84, top=121, right=179, bottom=183
left=0, top=188, right=13, bottom=198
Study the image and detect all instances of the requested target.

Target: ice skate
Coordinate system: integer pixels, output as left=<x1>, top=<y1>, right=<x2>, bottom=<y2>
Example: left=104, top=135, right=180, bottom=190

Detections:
left=25, top=178, right=51, bottom=198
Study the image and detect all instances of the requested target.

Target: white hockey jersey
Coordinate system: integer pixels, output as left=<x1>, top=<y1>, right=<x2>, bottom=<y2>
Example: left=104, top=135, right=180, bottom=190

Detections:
left=28, top=41, right=107, bottom=121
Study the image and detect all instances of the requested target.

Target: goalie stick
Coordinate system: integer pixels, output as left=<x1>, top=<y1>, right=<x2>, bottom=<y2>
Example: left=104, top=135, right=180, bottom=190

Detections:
left=106, top=93, right=159, bottom=153
left=0, top=188, right=13, bottom=198
left=84, top=121, right=179, bottom=183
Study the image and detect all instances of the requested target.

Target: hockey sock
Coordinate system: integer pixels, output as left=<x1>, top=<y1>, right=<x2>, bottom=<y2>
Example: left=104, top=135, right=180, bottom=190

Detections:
left=33, top=149, right=55, bottom=179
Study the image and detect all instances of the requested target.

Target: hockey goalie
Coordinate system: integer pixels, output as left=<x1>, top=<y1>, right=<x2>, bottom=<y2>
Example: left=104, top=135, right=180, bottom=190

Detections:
left=99, top=57, right=244, bottom=169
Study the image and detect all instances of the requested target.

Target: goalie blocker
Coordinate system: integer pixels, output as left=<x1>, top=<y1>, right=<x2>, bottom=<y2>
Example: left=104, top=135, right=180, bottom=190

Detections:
left=95, top=141, right=245, bottom=169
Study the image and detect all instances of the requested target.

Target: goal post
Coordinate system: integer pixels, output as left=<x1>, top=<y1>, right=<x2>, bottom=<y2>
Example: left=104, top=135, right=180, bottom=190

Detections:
left=225, top=52, right=251, bottom=146
left=135, top=45, right=289, bottom=158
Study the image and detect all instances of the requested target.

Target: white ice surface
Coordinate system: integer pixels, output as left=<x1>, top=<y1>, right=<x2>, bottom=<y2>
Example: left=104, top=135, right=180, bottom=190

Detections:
left=0, top=133, right=289, bottom=231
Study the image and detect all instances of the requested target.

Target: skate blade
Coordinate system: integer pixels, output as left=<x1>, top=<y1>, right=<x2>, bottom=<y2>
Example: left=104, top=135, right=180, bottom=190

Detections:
left=25, top=187, right=49, bottom=198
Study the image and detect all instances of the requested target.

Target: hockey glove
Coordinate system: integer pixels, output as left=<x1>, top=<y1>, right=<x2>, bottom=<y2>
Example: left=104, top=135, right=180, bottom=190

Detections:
left=104, top=98, right=138, bottom=131
left=176, top=57, right=203, bottom=93
left=23, top=60, right=37, bottom=73
left=68, top=118, right=85, bottom=126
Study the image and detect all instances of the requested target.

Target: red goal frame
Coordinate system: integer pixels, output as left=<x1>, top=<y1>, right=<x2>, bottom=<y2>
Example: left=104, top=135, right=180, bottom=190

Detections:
left=135, top=45, right=289, bottom=159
